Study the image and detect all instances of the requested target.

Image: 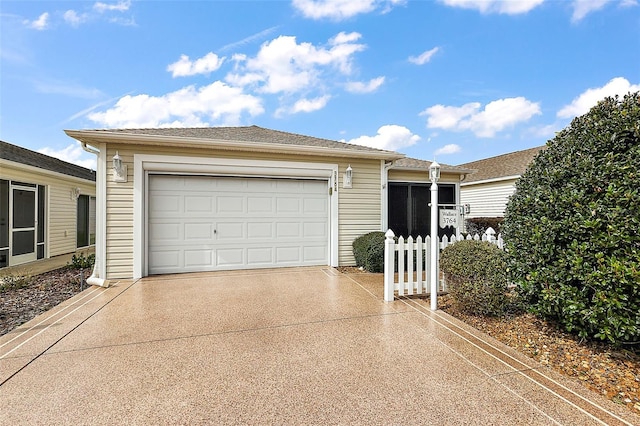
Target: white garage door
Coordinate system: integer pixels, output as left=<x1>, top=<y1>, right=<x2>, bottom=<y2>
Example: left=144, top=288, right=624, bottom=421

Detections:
left=147, top=175, right=329, bottom=275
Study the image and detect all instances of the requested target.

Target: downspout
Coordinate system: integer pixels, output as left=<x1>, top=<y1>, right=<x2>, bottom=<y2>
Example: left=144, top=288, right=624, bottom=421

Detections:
left=81, top=142, right=108, bottom=287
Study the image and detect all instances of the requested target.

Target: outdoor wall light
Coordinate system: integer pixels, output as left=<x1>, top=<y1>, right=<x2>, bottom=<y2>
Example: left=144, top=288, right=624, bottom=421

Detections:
left=71, top=187, right=81, bottom=200
left=112, top=151, right=128, bottom=183
left=429, top=160, right=441, bottom=183
left=343, top=165, right=353, bottom=189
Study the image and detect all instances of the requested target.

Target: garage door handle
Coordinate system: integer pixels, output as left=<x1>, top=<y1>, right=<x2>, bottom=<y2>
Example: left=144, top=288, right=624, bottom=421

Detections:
left=214, top=229, right=217, bottom=234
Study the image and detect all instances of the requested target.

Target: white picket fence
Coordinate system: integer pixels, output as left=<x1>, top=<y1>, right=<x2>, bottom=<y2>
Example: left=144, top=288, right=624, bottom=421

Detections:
left=383, top=228, right=503, bottom=302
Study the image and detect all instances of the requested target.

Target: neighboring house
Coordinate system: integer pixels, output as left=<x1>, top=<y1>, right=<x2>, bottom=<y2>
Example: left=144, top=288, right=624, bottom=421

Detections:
left=0, top=141, right=96, bottom=269
left=458, top=146, right=544, bottom=219
left=65, top=126, right=469, bottom=283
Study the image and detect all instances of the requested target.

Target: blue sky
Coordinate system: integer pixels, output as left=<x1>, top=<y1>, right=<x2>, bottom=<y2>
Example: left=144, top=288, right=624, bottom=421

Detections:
left=1, top=0, right=639, bottom=170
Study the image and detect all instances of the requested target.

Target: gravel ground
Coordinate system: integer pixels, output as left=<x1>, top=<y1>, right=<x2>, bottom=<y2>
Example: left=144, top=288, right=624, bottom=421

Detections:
left=1, top=267, right=638, bottom=416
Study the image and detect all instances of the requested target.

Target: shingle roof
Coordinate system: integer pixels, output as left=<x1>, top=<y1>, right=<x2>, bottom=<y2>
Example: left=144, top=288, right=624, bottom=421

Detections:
left=88, top=125, right=399, bottom=156
left=458, top=146, right=545, bottom=183
left=0, top=140, right=96, bottom=182
left=393, top=157, right=472, bottom=174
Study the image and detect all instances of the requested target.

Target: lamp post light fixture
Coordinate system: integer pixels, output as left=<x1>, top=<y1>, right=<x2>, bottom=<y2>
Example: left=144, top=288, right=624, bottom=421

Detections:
left=112, top=151, right=127, bottom=183
left=343, top=164, right=353, bottom=189
left=429, top=160, right=440, bottom=311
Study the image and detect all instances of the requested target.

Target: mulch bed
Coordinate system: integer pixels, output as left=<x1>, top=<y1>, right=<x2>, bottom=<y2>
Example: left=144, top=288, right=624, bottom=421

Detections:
left=437, top=294, right=640, bottom=415
left=2, top=267, right=639, bottom=416
left=0, top=267, right=92, bottom=336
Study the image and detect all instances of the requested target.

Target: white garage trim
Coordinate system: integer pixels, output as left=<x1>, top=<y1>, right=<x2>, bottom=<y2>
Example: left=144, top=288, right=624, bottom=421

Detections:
left=133, top=154, right=339, bottom=278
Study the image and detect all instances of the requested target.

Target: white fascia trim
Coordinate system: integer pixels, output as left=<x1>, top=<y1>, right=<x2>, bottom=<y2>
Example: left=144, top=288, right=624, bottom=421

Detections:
left=133, top=154, right=339, bottom=279
left=0, top=159, right=95, bottom=186
left=461, top=175, right=520, bottom=186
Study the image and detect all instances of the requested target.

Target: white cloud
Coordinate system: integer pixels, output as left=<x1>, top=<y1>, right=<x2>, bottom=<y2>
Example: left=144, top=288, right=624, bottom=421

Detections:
left=167, top=53, right=226, bottom=77
left=225, top=32, right=366, bottom=95
left=277, top=95, right=332, bottom=116
left=219, top=26, right=279, bottom=52
left=292, top=0, right=403, bottom=20
left=63, top=10, right=89, bottom=27
left=557, top=77, right=640, bottom=118
left=570, top=0, right=613, bottom=21
left=408, top=47, right=440, bottom=65
left=421, top=97, right=541, bottom=137
left=24, top=12, right=49, bottom=30
left=345, top=76, right=385, bottom=93
left=93, top=0, right=131, bottom=13
left=88, top=81, right=264, bottom=128
left=434, top=144, right=461, bottom=155
left=438, top=0, right=545, bottom=14
left=38, top=144, right=96, bottom=170
left=345, top=125, right=421, bottom=151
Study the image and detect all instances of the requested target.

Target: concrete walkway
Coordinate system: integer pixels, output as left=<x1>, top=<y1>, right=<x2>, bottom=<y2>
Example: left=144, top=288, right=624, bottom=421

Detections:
left=1, top=247, right=95, bottom=277
left=1, top=267, right=638, bottom=425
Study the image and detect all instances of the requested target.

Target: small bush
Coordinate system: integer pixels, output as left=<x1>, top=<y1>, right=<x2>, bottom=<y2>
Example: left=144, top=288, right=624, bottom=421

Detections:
left=0, top=274, right=32, bottom=292
left=440, top=240, right=512, bottom=316
left=68, top=253, right=95, bottom=270
left=465, top=217, right=503, bottom=235
left=352, top=231, right=385, bottom=272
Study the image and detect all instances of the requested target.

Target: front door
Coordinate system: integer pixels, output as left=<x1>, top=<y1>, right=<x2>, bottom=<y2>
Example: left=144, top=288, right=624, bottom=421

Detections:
left=10, top=184, right=37, bottom=265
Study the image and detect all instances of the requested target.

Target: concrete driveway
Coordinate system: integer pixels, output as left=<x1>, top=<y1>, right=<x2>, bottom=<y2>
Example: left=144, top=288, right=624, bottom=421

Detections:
left=1, top=267, right=638, bottom=425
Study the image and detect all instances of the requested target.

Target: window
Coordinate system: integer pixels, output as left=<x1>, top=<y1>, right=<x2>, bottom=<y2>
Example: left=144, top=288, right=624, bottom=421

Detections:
left=388, top=182, right=456, bottom=238
left=77, top=195, right=96, bottom=248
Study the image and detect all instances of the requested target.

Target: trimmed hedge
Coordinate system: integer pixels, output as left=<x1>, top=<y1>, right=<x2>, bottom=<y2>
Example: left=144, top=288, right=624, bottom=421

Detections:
left=503, top=92, right=640, bottom=344
left=440, top=240, right=511, bottom=316
left=465, top=217, right=504, bottom=235
left=352, top=231, right=386, bottom=272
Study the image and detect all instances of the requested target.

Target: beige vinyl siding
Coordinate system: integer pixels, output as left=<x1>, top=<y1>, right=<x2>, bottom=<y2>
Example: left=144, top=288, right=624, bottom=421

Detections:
left=460, top=178, right=517, bottom=218
left=103, top=145, right=383, bottom=278
left=337, top=158, right=381, bottom=266
left=0, top=161, right=95, bottom=258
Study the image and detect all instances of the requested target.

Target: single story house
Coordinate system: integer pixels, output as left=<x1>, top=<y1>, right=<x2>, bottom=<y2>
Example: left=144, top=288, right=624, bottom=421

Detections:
left=0, top=140, right=96, bottom=269
left=65, top=126, right=471, bottom=284
left=458, top=146, right=544, bottom=219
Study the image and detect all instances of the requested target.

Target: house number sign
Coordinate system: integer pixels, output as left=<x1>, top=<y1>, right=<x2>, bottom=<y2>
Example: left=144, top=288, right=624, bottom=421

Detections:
left=439, top=209, right=459, bottom=228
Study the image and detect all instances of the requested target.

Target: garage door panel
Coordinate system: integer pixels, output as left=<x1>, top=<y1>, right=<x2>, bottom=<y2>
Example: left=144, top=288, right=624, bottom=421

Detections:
left=184, top=250, right=213, bottom=268
left=247, top=222, right=273, bottom=239
left=217, top=248, right=244, bottom=266
left=217, top=196, right=244, bottom=214
left=276, top=197, right=301, bottom=213
left=217, top=222, right=244, bottom=239
left=148, top=175, right=328, bottom=274
left=247, top=248, right=273, bottom=264
left=184, top=196, right=213, bottom=213
left=304, top=246, right=327, bottom=262
left=184, top=223, right=213, bottom=240
left=276, top=247, right=301, bottom=263
left=304, top=222, right=327, bottom=238
left=276, top=222, right=301, bottom=238
left=247, top=197, right=273, bottom=213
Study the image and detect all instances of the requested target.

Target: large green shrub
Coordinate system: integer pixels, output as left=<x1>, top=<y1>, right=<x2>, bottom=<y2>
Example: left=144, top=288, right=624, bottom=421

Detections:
left=439, top=240, right=511, bottom=316
left=503, top=92, right=640, bottom=344
left=352, top=231, right=385, bottom=272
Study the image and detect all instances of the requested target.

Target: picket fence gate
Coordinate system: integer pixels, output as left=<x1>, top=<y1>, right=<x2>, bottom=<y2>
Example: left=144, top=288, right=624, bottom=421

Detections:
left=383, top=228, right=504, bottom=302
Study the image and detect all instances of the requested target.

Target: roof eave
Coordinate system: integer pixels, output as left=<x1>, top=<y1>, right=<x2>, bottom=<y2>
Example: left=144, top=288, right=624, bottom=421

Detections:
left=390, top=165, right=475, bottom=175
left=65, top=130, right=405, bottom=161
left=461, top=174, right=521, bottom=186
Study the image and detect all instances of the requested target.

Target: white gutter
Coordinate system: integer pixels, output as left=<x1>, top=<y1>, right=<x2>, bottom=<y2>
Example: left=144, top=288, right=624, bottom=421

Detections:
left=80, top=142, right=108, bottom=287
